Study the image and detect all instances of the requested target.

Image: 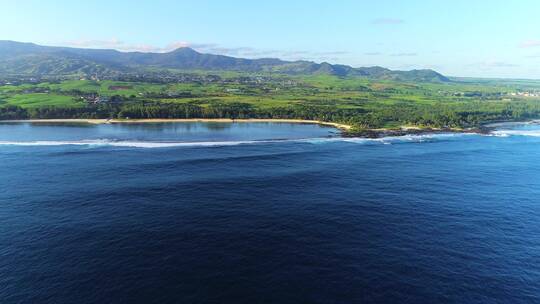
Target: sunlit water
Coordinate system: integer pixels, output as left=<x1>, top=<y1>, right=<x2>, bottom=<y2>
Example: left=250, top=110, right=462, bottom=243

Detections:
left=1, top=122, right=540, bottom=303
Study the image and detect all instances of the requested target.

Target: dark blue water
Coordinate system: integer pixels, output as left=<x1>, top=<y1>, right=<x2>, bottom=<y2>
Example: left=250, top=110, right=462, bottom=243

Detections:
left=1, top=122, right=540, bottom=303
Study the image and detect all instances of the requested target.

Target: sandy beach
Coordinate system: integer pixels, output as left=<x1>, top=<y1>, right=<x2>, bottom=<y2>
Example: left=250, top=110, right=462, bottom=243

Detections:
left=0, top=118, right=352, bottom=130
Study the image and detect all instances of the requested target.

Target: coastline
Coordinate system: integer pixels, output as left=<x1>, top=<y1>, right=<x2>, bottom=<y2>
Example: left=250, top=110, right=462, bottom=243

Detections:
left=343, top=127, right=490, bottom=138
left=0, top=118, right=500, bottom=137
left=0, top=118, right=352, bottom=131
left=4, top=118, right=523, bottom=138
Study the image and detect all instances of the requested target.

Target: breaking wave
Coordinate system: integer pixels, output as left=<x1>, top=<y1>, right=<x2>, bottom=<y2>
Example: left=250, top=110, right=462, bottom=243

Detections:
left=0, top=139, right=276, bottom=148
left=0, top=133, right=473, bottom=148
left=490, top=130, right=540, bottom=138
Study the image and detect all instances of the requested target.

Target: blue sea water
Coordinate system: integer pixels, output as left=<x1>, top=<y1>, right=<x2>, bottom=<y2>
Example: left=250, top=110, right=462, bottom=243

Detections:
left=1, top=122, right=540, bottom=303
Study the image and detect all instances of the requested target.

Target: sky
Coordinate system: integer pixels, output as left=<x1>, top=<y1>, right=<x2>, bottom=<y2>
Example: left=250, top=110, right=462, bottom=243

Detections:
left=1, top=0, right=540, bottom=78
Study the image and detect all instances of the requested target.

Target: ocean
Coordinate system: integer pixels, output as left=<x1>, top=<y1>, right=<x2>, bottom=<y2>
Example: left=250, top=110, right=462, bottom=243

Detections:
left=1, top=121, right=540, bottom=303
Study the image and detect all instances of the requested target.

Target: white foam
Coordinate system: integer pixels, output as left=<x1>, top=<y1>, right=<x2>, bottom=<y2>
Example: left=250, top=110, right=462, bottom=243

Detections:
left=491, top=130, right=540, bottom=137
left=0, top=133, right=472, bottom=149
left=338, top=133, right=470, bottom=144
left=0, top=139, right=270, bottom=148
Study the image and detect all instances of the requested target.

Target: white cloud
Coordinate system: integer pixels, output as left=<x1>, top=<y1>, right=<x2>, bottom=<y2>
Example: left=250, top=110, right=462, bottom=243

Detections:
left=390, top=52, right=418, bottom=57
left=61, top=39, right=191, bottom=52
left=519, top=40, right=540, bottom=48
left=57, top=39, right=349, bottom=62
left=372, top=18, right=404, bottom=25
left=470, top=61, right=519, bottom=69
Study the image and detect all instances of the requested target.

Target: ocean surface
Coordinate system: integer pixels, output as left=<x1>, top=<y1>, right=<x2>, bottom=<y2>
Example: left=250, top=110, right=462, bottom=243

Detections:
left=1, top=121, right=540, bottom=303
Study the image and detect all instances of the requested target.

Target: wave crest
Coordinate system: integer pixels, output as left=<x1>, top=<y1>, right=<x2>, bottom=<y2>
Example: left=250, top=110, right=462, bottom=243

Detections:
left=0, top=139, right=272, bottom=148
left=0, top=133, right=472, bottom=148
left=491, top=130, right=540, bottom=137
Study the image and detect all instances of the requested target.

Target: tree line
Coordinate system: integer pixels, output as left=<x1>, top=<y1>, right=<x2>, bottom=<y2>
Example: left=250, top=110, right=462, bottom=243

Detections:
left=2, top=100, right=540, bottom=130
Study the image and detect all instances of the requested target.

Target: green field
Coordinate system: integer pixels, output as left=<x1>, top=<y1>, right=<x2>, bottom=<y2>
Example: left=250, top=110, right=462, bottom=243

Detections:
left=1, top=74, right=540, bottom=131
left=4, top=93, right=82, bottom=108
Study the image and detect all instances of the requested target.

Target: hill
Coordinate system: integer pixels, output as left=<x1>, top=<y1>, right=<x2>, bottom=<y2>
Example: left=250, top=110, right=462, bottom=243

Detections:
left=0, top=40, right=449, bottom=82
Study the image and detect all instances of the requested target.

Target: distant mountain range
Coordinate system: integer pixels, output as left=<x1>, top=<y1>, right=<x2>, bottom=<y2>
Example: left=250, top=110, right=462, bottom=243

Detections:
left=0, top=41, right=449, bottom=82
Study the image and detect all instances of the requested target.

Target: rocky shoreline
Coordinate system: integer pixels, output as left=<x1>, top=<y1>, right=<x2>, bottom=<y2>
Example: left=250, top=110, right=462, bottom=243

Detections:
left=342, top=126, right=494, bottom=138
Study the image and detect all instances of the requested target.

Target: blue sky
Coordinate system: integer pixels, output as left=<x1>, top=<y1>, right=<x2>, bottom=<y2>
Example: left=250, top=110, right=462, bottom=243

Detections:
left=2, top=0, right=540, bottom=78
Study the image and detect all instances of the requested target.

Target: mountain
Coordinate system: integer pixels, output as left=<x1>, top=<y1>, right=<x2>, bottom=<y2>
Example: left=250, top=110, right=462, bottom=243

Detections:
left=0, top=41, right=450, bottom=82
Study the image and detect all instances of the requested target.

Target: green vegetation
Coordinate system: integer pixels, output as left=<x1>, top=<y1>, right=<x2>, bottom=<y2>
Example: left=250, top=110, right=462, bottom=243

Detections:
left=5, top=93, right=82, bottom=108
left=3, top=41, right=540, bottom=136
left=0, top=41, right=449, bottom=82
left=1, top=74, right=540, bottom=134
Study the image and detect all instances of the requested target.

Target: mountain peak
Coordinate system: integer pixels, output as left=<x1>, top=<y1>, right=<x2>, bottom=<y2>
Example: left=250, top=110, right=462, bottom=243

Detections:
left=170, top=47, right=200, bottom=55
left=0, top=41, right=450, bottom=82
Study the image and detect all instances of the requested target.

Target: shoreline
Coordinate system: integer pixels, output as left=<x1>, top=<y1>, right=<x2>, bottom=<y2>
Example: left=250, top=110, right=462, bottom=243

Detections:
left=1, top=118, right=519, bottom=138
left=0, top=118, right=352, bottom=130
left=343, top=127, right=491, bottom=138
